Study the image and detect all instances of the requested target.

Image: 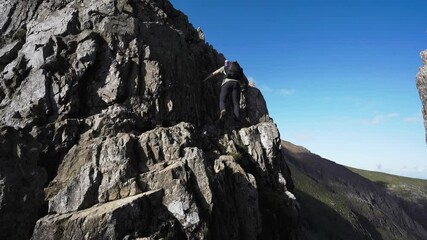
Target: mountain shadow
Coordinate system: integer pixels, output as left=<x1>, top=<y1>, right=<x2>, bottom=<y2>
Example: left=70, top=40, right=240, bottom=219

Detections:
left=282, top=140, right=427, bottom=240
left=295, top=189, right=382, bottom=240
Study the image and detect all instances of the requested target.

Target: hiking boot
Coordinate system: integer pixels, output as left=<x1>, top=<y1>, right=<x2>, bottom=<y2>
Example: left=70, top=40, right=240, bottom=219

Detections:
left=219, top=109, right=226, bottom=120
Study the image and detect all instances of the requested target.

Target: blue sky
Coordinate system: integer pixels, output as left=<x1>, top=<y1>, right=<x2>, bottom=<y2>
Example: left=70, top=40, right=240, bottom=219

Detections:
left=169, top=0, right=427, bottom=179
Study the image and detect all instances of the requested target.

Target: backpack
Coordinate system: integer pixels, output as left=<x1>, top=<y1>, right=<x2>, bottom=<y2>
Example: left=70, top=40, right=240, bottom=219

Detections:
left=225, top=61, right=243, bottom=80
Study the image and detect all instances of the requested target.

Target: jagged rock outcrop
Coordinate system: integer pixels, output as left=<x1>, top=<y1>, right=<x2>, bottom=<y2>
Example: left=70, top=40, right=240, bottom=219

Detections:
left=0, top=0, right=299, bottom=239
left=417, top=50, right=427, bottom=144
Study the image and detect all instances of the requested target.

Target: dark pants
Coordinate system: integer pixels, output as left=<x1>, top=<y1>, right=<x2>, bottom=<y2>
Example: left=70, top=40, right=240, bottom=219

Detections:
left=219, top=81, right=241, bottom=120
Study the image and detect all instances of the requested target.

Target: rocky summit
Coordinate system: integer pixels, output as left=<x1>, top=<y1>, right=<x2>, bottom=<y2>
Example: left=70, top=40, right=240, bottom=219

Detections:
left=417, top=50, right=427, bottom=144
left=0, top=0, right=299, bottom=239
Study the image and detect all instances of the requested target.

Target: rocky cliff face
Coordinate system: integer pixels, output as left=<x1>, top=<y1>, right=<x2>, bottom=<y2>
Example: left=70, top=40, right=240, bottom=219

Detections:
left=0, top=0, right=299, bottom=239
left=417, top=50, right=427, bottom=144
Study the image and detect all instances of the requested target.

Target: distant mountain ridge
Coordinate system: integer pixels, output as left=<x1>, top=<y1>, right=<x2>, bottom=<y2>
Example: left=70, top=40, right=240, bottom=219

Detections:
left=282, top=140, right=427, bottom=240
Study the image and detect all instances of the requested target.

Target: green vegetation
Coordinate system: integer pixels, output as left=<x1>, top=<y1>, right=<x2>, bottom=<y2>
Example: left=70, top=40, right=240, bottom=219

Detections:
left=289, top=162, right=415, bottom=240
left=348, top=167, right=427, bottom=203
left=12, top=27, right=27, bottom=42
left=288, top=163, right=366, bottom=240
left=289, top=163, right=350, bottom=214
left=228, top=151, right=242, bottom=162
left=283, top=140, right=427, bottom=239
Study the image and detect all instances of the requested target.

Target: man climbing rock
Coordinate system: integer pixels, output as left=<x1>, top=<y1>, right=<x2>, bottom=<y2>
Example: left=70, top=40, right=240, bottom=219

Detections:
left=204, top=60, right=249, bottom=123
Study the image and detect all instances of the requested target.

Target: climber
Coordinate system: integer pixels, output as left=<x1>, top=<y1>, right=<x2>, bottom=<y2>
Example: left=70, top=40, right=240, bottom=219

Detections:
left=204, top=60, right=249, bottom=122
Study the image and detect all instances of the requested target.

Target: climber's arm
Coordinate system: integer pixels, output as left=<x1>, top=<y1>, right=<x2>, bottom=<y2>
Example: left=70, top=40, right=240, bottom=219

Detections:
left=203, top=66, right=225, bottom=82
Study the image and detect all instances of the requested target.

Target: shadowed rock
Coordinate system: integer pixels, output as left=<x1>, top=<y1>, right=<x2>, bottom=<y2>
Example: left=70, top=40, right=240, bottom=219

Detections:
left=0, top=127, right=47, bottom=240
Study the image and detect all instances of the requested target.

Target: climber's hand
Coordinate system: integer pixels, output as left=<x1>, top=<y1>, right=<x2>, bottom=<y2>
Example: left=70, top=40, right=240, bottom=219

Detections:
left=203, top=74, right=213, bottom=82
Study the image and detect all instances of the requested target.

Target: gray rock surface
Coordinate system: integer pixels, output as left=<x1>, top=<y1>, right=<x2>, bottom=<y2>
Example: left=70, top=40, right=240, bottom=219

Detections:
left=417, top=50, right=427, bottom=144
left=0, top=0, right=299, bottom=239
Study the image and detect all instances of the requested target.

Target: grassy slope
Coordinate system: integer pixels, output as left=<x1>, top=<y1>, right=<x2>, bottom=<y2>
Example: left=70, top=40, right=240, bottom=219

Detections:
left=282, top=140, right=427, bottom=240
left=288, top=162, right=400, bottom=240
left=347, top=167, right=427, bottom=203
left=288, top=163, right=363, bottom=240
left=348, top=166, right=427, bottom=235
